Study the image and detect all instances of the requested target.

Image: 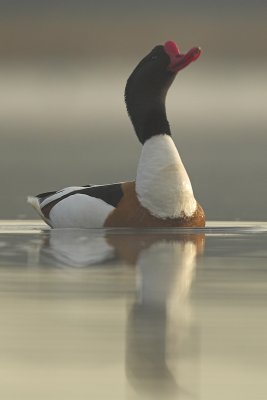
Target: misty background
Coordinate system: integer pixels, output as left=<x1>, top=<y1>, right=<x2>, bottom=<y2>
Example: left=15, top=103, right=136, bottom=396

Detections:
left=0, top=1, right=266, bottom=220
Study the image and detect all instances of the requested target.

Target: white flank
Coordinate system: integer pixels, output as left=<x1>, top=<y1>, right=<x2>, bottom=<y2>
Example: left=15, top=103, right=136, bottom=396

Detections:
left=136, top=135, right=197, bottom=218
left=49, top=194, right=114, bottom=228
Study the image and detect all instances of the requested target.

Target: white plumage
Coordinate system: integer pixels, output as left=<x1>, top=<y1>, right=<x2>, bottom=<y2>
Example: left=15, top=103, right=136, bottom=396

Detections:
left=136, top=134, right=197, bottom=218
left=49, top=194, right=114, bottom=228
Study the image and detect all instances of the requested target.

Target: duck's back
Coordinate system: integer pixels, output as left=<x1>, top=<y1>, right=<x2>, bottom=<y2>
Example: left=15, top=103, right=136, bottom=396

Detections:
left=28, top=183, right=124, bottom=228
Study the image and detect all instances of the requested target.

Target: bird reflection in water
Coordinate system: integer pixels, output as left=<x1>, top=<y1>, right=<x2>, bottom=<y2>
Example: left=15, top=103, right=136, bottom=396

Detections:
left=40, top=228, right=205, bottom=399
left=118, top=233, right=204, bottom=399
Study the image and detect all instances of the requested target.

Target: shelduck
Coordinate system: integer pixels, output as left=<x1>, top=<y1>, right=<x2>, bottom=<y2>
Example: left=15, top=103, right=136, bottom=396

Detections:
left=28, top=40, right=205, bottom=228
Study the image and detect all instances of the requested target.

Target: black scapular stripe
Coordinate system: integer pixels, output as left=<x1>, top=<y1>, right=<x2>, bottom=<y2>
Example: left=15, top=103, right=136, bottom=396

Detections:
left=80, top=183, right=123, bottom=207
left=37, top=190, right=58, bottom=202
left=39, top=183, right=123, bottom=209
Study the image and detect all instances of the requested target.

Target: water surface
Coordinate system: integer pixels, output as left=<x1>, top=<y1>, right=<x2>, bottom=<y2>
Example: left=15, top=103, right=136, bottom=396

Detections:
left=0, top=220, right=266, bottom=399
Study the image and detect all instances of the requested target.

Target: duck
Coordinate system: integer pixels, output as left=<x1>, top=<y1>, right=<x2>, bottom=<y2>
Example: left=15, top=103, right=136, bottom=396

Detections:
left=28, top=40, right=205, bottom=228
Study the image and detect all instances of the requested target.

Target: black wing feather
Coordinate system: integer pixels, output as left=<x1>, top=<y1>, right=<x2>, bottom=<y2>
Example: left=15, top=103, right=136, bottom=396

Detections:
left=80, top=183, right=123, bottom=207
left=39, top=183, right=123, bottom=209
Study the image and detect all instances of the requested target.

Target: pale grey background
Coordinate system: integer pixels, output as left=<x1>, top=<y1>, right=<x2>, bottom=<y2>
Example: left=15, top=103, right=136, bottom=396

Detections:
left=0, top=1, right=266, bottom=220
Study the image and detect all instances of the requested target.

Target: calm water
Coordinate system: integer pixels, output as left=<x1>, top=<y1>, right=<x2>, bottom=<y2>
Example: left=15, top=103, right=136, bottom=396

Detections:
left=0, top=220, right=266, bottom=399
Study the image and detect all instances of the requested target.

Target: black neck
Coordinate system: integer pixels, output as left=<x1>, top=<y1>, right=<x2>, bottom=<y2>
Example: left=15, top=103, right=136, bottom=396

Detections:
left=127, top=99, right=171, bottom=144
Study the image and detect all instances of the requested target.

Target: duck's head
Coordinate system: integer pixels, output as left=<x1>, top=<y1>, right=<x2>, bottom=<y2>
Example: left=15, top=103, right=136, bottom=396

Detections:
left=125, top=41, right=202, bottom=144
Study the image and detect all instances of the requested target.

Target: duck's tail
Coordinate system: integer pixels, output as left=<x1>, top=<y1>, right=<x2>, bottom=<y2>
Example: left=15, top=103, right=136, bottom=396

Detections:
left=27, top=195, right=41, bottom=213
left=27, top=196, right=50, bottom=225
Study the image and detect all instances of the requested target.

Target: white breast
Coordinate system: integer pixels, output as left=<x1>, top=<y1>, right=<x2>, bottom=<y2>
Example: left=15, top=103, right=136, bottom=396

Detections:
left=136, top=135, right=197, bottom=218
